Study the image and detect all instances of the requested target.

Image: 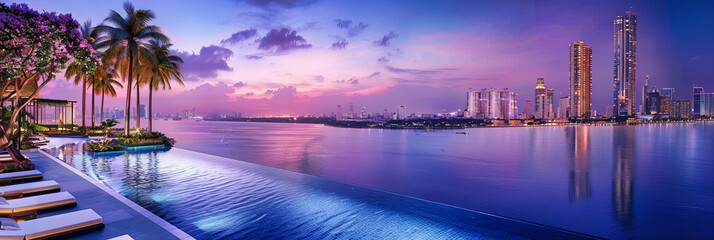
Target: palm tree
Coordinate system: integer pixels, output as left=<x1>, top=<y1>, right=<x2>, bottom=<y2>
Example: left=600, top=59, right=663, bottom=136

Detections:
left=93, top=64, right=123, bottom=124
left=64, top=20, right=96, bottom=128
left=145, top=41, right=184, bottom=133
left=89, top=73, right=96, bottom=127
left=64, top=62, right=88, bottom=128
left=95, top=1, right=167, bottom=135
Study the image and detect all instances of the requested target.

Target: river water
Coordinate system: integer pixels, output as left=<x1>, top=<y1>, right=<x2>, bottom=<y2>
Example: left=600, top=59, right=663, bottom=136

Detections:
left=55, top=120, right=714, bottom=239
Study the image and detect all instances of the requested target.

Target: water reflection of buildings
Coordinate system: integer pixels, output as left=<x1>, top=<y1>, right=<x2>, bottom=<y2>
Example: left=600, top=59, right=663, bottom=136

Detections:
left=566, top=126, right=591, bottom=201
left=612, top=127, right=634, bottom=226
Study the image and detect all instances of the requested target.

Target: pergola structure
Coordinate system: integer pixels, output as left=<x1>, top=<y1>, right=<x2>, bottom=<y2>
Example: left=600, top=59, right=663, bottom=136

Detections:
left=26, top=98, right=76, bottom=127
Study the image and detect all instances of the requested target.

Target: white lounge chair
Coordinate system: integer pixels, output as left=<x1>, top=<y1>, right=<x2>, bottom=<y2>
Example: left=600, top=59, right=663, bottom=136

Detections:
left=0, top=192, right=76, bottom=217
left=0, top=209, right=104, bottom=240
left=0, top=181, right=60, bottom=199
left=0, top=170, right=43, bottom=185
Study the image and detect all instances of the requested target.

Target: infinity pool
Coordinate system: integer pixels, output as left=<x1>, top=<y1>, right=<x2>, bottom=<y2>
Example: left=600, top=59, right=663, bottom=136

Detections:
left=45, top=143, right=593, bottom=239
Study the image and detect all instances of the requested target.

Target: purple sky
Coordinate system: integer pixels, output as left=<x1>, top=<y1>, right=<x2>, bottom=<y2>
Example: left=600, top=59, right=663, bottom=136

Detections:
left=12, top=0, right=714, bottom=116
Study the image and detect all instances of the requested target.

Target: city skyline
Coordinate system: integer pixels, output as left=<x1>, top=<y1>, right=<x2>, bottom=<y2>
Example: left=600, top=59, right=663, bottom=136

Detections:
left=12, top=0, right=714, bottom=116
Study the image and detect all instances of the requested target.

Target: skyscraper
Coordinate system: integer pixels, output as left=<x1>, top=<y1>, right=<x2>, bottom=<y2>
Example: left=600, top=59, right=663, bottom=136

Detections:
left=671, top=100, right=691, bottom=119
left=524, top=100, right=533, bottom=119
left=466, top=88, right=477, bottom=118
left=659, top=96, right=671, bottom=115
left=613, top=11, right=638, bottom=116
left=660, top=88, right=675, bottom=102
left=641, top=75, right=649, bottom=114
left=336, top=105, right=343, bottom=120
left=701, top=93, right=714, bottom=116
left=646, top=91, right=660, bottom=114
left=348, top=102, right=354, bottom=118
left=569, top=41, right=593, bottom=118
left=467, top=88, right=518, bottom=120
left=498, top=89, right=518, bottom=120
left=693, top=87, right=704, bottom=116
left=397, top=105, right=407, bottom=120
left=535, top=78, right=554, bottom=119
left=558, top=96, right=569, bottom=119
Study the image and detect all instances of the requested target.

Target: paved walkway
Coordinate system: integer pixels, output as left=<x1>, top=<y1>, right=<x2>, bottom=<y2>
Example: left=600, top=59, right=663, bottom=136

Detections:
left=24, top=150, right=192, bottom=240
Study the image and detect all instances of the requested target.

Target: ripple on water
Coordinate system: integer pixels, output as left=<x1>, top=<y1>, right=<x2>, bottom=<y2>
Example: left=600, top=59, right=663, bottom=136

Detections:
left=47, top=145, right=554, bottom=240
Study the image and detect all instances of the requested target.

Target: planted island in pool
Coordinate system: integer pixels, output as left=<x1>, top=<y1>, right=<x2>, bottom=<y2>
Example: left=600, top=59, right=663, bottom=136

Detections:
left=84, top=132, right=176, bottom=152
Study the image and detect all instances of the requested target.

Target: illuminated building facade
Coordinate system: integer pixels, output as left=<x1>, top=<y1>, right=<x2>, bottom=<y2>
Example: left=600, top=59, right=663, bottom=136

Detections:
left=569, top=41, right=592, bottom=118
left=535, top=78, right=554, bottom=119
left=613, top=11, right=638, bottom=116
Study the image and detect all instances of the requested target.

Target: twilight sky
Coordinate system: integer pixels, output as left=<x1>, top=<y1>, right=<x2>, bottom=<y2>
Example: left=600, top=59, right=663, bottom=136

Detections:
left=10, top=0, right=714, bottom=116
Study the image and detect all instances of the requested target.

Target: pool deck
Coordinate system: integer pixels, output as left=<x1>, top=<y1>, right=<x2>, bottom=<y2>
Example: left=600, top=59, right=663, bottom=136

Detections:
left=24, top=149, right=193, bottom=240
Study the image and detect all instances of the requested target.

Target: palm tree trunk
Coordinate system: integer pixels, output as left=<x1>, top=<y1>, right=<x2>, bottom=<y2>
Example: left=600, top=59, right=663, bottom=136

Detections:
left=91, top=77, right=95, bottom=127
left=100, top=92, right=105, bottom=124
left=148, top=79, right=153, bottom=134
left=124, top=54, right=133, bottom=135
left=136, top=76, right=141, bottom=130
left=82, top=77, right=86, bottom=127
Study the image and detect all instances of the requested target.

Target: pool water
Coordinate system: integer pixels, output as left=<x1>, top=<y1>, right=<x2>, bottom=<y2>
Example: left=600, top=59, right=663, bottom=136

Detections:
left=46, top=144, right=594, bottom=239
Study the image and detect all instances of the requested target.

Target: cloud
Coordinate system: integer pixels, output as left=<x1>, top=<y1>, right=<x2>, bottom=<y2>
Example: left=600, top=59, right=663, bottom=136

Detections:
left=334, top=19, right=352, bottom=29
left=313, top=75, right=325, bottom=82
left=245, top=54, right=264, bottom=60
left=330, top=39, right=348, bottom=49
left=241, top=0, right=318, bottom=9
left=221, top=29, right=258, bottom=45
left=385, top=66, right=455, bottom=75
left=245, top=92, right=255, bottom=96
left=257, top=28, right=312, bottom=53
left=366, top=72, right=380, bottom=78
left=334, top=77, right=359, bottom=85
left=374, top=31, right=398, bottom=47
left=347, top=22, right=368, bottom=37
left=264, top=85, right=298, bottom=99
left=233, top=81, right=247, bottom=88
left=174, top=45, right=234, bottom=81
left=377, top=56, right=389, bottom=64
left=334, top=19, right=368, bottom=38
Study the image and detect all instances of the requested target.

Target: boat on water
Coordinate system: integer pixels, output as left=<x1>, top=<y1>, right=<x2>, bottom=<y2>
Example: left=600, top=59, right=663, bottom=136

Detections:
left=172, top=117, right=182, bottom=120
left=454, top=132, right=468, bottom=135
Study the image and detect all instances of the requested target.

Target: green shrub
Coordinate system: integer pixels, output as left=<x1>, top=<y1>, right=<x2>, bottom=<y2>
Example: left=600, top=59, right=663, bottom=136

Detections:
left=116, top=131, right=176, bottom=147
left=85, top=140, right=125, bottom=152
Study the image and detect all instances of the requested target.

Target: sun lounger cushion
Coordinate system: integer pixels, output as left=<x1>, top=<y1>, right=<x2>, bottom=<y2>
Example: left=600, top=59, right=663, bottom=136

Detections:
left=20, top=209, right=104, bottom=240
left=0, top=219, right=19, bottom=231
left=0, top=170, right=42, bottom=185
left=0, top=209, right=103, bottom=240
left=0, top=181, right=59, bottom=198
left=0, top=192, right=76, bottom=216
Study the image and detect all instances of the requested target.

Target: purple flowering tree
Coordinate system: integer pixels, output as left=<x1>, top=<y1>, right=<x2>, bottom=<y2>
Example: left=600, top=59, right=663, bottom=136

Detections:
left=0, top=3, right=99, bottom=163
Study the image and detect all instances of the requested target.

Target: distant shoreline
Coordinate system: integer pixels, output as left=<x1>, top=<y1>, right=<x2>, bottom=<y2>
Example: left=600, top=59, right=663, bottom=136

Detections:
left=204, top=117, right=710, bottom=129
